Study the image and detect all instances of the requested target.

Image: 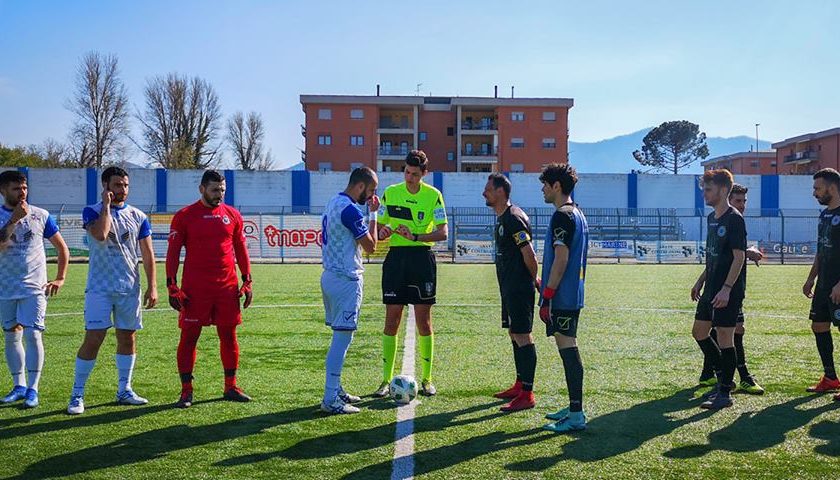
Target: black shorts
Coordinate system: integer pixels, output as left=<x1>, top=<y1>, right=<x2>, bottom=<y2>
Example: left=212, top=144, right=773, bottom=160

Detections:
left=810, top=291, right=840, bottom=326
left=382, top=247, right=437, bottom=305
left=546, top=309, right=580, bottom=338
left=695, top=296, right=744, bottom=328
left=501, top=288, right=535, bottom=334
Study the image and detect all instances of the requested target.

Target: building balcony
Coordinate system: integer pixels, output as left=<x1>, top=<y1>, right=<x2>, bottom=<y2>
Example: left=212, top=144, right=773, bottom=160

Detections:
left=784, top=150, right=818, bottom=164
left=377, top=118, right=414, bottom=134
left=377, top=145, right=410, bottom=159
left=460, top=119, right=498, bottom=134
left=461, top=146, right=498, bottom=163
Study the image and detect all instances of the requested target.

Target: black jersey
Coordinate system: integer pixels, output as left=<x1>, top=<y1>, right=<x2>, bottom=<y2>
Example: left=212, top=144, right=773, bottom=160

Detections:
left=703, top=207, right=747, bottom=299
left=816, top=206, right=840, bottom=292
left=494, top=205, right=534, bottom=291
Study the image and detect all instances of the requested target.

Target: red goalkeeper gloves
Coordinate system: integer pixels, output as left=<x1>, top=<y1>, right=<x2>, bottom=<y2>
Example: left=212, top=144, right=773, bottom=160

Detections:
left=167, top=278, right=188, bottom=311
left=239, top=274, right=253, bottom=309
left=539, top=286, right=556, bottom=325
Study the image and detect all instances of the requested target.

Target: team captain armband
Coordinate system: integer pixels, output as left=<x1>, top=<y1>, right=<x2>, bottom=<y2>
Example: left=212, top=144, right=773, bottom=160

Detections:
left=513, top=230, right=531, bottom=246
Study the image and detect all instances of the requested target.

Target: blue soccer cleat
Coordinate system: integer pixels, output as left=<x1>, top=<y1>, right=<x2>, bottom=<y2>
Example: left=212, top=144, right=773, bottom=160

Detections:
left=545, top=407, right=570, bottom=421
left=1, top=385, right=27, bottom=404
left=22, top=388, right=39, bottom=408
left=543, top=411, right=587, bottom=433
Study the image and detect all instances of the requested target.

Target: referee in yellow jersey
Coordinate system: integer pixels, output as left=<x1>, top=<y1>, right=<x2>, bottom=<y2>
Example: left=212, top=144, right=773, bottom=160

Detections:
left=373, top=150, right=448, bottom=397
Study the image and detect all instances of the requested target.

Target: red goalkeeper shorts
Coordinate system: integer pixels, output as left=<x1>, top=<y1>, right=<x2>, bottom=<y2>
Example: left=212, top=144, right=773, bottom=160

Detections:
left=178, top=285, right=241, bottom=328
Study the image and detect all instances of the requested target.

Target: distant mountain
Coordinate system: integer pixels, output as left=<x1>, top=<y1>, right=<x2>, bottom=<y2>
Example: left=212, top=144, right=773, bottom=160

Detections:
left=569, top=128, right=772, bottom=174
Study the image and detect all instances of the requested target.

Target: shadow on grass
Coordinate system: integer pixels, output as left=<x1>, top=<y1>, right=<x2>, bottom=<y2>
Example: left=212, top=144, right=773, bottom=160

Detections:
left=0, top=399, right=223, bottom=440
left=664, top=394, right=834, bottom=459
left=215, top=401, right=507, bottom=478
left=809, top=419, right=840, bottom=456
left=506, top=387, right=712, bottom=472
left=5, top=402, right=317, bottom=480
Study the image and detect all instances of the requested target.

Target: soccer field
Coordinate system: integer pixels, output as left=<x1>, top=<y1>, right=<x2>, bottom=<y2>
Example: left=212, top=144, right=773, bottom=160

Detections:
left=1, top=263, right=838, bottom=479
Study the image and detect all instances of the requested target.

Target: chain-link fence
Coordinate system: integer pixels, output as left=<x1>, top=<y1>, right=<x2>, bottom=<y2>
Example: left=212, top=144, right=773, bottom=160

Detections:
left=45, top=205, right=821, bottom=264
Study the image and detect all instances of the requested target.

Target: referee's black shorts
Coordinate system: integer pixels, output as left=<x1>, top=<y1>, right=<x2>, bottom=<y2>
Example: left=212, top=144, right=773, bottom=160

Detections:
left=501, top=287, right=535, bottom=334
left=382, top=247, right=437, bottom=305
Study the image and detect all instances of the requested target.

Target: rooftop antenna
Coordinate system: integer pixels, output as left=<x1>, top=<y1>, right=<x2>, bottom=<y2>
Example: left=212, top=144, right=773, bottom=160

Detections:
left=415, top=83, right=423, bottom=96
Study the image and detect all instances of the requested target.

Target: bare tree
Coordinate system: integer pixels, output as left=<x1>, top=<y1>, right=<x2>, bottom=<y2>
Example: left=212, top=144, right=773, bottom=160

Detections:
left=227, top=111, right=273, bottom=170
left=136, top=73, right=222, bottom=169
left=39, top=138, right=68, bottom=167
left=65, top=52, right=130, bottom=168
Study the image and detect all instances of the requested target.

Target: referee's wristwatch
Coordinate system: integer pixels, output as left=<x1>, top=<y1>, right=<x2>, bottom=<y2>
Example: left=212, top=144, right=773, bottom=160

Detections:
left=412, top=233, right=419, bottom=242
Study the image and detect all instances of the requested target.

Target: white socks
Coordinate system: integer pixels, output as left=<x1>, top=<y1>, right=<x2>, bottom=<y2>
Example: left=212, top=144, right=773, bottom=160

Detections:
left=115, top=354, right=136, bottom=393
left=324, top=330, right=354, bottom=405
left=72, top=358, right=96, bottom=397
left=22, top=328, right=43, bottom=391
left=4, top=329, right=25, bottom=387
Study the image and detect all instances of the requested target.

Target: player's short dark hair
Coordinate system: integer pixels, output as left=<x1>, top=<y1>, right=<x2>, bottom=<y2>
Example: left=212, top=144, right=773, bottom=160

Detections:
left=730, top=183, right=748, bottom=196
left=702, top=169, right=734, bottom=192
left=101, top=166, right=129, bottom=184
left=0, top=170, right=27, bottom=189
left=539, top=163, right=577, bottom=195
left=348, top=167, right=377, bottom=187
left=487, top=172, right=511, bottom=198
left=814, top=168, right=840, bottom=189
left=405, top=150, right=429, bottom=172
left=201, top=170, right=225, bottom=186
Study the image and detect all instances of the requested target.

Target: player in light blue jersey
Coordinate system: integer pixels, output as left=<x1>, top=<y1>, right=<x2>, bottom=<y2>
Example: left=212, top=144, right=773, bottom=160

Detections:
left=0, top=170, right=69, bottom=409
left=67, top=167, right=158, bottom=415
left=320, top=167, right=380, bottom=414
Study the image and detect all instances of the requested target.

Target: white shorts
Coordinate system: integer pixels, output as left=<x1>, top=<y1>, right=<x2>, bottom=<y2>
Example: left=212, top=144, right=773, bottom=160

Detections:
left=0, top=295, right=47, bottom=331
left=321, top=270, right=363, bottom=331
left=84, top=290, right=143, bottom=331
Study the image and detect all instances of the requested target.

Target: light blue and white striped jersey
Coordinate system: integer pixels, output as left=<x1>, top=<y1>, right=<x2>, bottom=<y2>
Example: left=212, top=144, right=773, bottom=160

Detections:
left=0, top=204, right=58, bottom=300
left=83, top=202, right=151, bottom=295
left=321, top=193, right=368, bottom=280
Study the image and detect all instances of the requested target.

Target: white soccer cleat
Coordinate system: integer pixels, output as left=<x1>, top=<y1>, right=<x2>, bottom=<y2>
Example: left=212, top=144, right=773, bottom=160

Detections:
left=116, top=389, right=149, bottom=406
left=338, top=386, right=362, bottom=404
left=320, top=398, right=360, bottom=415
left=67, top=395, right=85, bottom=415
left=372, top=381, right=390, bottom=398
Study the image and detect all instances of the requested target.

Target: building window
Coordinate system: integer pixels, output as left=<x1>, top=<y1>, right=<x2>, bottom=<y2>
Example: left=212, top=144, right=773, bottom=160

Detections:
left=542, top=111, right=556, bottom=122
left=751, top=161, right=759, bottom=167
left=447, top=151, right=455, bottom=161
left=350, top=109, right=364, bottom=119
left=318, top=135, right=332, bottom=146
left=511, top=112, right=525, bottom=122
left=510, top=163, right=525, bottom=172
left=318, top=109, right=332, bottom=120
left=771, top=162, right=777, bottom=167
left=350, top=135, right=364, bottom=146
left=447, top=127, right=454, bottom=136
left=511, top=138, right=525, bottom=148
left=318, top=162, right=332, bottom=172
left=419, top=132, right=427, bottom=141
left=350, top=162, right=363, bottom=170
left=542, top=138, right=557, bottom=149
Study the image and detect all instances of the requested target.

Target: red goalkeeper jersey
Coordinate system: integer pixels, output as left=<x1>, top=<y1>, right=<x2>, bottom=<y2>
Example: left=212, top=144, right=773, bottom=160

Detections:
left=166, top=201, right=251, bottom=291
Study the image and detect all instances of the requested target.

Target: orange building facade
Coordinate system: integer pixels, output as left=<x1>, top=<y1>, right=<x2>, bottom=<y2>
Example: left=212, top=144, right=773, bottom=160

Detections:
left=701, top=151, right=778, bottom=175
left=772, top=127, right=840, bottom=175
left=300, top=95, right=573, bottom=172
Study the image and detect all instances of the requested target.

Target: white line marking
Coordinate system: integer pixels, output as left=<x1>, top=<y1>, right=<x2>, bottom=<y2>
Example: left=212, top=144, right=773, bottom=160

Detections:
left=44, top=303, right=804, bottom=321
left=391, top=306, right=416, bottom=480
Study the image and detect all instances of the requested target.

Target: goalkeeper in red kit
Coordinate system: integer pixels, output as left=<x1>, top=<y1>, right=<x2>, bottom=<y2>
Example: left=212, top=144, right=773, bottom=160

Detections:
left=166, top=170, right=253, bottom=408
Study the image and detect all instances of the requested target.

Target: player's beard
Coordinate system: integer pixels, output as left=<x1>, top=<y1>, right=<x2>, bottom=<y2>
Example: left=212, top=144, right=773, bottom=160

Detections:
left=816, top=193, right=833, bottom=206
left=203, top=193, right=221, bottom=207
left=356, top=191, right=369, bottom=205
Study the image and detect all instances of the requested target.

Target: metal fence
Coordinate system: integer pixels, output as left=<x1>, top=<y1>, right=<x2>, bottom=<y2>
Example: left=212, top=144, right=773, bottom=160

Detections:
left=44, top=206, right=821, bottom=264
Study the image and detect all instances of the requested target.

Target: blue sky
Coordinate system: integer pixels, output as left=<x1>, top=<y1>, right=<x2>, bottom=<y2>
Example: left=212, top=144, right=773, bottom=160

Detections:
left=1, top=0, right=838, bottom=169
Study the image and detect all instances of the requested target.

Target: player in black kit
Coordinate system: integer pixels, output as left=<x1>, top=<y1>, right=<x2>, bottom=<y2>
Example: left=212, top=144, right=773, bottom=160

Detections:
left=690, top=169, right=747, bottom=409
left=803, top=168, right=840, bottom=397
left=483, top=173, right=540, bottom=412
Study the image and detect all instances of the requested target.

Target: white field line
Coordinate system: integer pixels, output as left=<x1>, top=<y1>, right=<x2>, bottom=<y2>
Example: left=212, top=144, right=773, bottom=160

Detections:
left=45, top=303, right=803, bottom=321
left=391, top=306, right=417, bottom=480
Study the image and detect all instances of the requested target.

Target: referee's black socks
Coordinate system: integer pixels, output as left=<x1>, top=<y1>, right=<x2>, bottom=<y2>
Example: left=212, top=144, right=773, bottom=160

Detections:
left=815, top=331, right=838, bottom=380
left=511, top=340, right=522, bottom=383
left=696, top=337, right=721, bottom=376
